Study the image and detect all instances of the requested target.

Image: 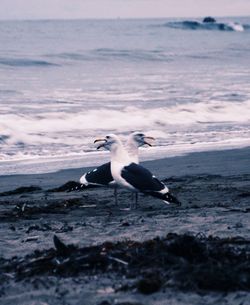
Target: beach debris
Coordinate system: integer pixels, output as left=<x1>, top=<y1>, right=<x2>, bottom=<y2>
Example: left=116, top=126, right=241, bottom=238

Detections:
left=99, top=299, right=143, bottom=305
left=136, top=273, right=162, bottom=294
left=98, top=301, right=111, bottom=305
left=97, top=286, right=115, bottom=294
left=238, top=192, right=250, bottom=198
left=53, top=235, right=73, bottom=256
left=79, top=204, right=97, bottom=208
left=107, top=256, right=128, bottom=266
left=120, top=221, right=130, bottom=227
left=9, top=225, right=16, bottom=231
left=47, top=180, right=99, bottom=192
left=47, top=181, right=85, bottom=192
left=55, top=223, right=74, bottom=233
left=23, top=236, right=39, bottom=242
left=1, top=233, right=249, bottom=293
left=0, top=196, right=90, bottom=221
left=26, top=224, right=52, bottom=233
left=0, top=186, right=42, bottom=197
left=99, top=302, right=142, bottom=305
left=21, top=203, right=26, bottom=212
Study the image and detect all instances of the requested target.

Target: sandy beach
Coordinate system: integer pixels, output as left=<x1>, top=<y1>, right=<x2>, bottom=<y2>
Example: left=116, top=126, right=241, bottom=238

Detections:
left=0, top=147, right=249, bottom=305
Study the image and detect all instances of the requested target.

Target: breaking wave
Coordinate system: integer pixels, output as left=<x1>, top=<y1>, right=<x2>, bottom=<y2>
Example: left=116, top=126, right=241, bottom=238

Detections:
left=0, top=57, right=59, bottom=67
left=45, top=48, right=172, bottom=63
left=1, top=99, right=250, bottom=166
left=164, top=19, right=246, bottom=32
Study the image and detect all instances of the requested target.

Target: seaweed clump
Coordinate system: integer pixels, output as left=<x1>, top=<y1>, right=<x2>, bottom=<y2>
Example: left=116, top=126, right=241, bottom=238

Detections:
left=0, top=233, right=249, bottom=293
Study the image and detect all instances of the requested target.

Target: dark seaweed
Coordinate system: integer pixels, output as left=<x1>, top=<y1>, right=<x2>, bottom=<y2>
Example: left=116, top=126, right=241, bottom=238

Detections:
left=1, top=233, right=249, bottom=293
left=0, top=186, right=42, bottom=196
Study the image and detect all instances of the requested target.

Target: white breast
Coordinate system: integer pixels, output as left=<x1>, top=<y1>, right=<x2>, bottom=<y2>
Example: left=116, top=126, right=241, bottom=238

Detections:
left=111, top=160, right=136, bottom=191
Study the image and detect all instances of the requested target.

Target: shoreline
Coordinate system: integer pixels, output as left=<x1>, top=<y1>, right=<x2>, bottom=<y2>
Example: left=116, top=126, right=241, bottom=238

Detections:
left=1, top=140, right=250, bottom=176
left=0, top=146, right=249, bottom=192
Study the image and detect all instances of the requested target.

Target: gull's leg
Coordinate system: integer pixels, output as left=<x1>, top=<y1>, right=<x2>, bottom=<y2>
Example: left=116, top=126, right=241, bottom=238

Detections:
left=130, top=192, right=134, bottom=210
left=114, top=187, right=118, bottom=206
left=129, top=192, right=138, bottom=209
left=135, top=192, right=139, bottom=209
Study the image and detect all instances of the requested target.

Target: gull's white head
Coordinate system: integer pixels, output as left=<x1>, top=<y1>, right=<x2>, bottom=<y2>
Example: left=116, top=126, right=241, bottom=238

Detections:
left=129, top=131, right=155, bottom=147
left=94, top=134, right=122, bottom=151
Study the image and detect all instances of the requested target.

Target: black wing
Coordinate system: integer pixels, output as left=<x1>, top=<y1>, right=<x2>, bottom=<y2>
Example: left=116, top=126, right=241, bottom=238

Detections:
left=85, top=162, right=113, bottom=185
left=121, top=163, right=165, bottom=192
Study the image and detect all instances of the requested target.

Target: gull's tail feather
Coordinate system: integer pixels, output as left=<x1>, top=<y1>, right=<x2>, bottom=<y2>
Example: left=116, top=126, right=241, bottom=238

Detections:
left=80, top=173, right=88, bottom=185
left=163, top=192, right=181, bottom=205
left=147, top=190, right=181, bottom=206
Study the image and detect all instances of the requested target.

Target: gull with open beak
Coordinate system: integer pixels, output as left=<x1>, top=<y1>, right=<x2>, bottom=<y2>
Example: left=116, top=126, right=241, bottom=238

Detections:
left=79, top=132, right=155, bottom=206
left=95, top=134, right=181, bottom=206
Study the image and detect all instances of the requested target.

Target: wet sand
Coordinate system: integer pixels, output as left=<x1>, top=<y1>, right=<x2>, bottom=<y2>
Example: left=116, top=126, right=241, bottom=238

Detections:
left=0, top=147, right=249, bottom=305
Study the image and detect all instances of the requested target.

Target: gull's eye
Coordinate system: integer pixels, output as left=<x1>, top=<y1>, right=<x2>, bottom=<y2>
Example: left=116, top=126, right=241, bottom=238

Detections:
left=137, top=133, right=143, bottom=137
left=106, top=136, right=110, bottom=139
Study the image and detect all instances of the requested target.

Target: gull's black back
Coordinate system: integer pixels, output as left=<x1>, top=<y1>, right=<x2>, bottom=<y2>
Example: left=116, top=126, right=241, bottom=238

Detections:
left=85, top=162, right=113, bottom=185
left=121, top=162, right=164, bottom=192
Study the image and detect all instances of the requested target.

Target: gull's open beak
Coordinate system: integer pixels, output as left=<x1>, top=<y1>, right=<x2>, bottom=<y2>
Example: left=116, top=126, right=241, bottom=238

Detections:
left=143, top=136, right=155, bottom=147
left=94, top=138, right=107, bottom=150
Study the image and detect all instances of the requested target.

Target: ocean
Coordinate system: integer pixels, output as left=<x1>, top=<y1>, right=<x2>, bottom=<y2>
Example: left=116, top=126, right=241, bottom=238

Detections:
left=0, top=17, right=250, bottom=175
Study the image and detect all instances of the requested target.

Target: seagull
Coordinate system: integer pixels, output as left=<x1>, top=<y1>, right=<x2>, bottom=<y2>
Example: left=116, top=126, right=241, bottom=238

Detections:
left=79, top=132, right=155, bottom=205
left=125, top=132, right=155, bottom=164
left=94, top=134, right=181, bottom=206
